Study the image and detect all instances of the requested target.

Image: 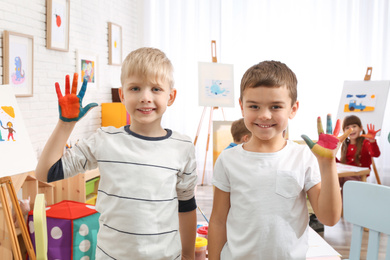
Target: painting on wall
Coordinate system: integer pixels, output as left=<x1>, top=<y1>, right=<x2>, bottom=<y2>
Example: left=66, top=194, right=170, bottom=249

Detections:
left=198, top=62, right=234, bottom=107
left=3, top=31, right=34, bottom=97
left=0, top=85, right=37, bottom=177
left=108, top=22, right=122, bottom=65
left=337, top=80, right=390, bottom=135
left=47, top=0, right=70, bottom=51
left=76, top=50, right=98, bottom=88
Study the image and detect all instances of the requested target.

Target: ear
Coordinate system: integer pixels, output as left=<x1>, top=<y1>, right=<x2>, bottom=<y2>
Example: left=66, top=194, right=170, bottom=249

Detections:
left=239, top=98, right=244, bottom=117
left=289, top=100, right=299, bottom=119
left=241, top=134, right=250, bottom=143
left=118, top=87, right=125, bottom=104
left=167, top=88, right=177, bottom=106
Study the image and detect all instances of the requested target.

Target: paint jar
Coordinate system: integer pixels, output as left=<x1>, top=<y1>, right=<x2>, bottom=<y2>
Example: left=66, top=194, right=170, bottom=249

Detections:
left=197, top=225, right=208, bottom=239
left=195, top=237, right=207, bottom=260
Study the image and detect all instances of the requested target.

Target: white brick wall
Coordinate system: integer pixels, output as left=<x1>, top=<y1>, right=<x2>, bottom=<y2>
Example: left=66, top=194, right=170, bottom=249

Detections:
left=0, top=0, right=142, bottom=160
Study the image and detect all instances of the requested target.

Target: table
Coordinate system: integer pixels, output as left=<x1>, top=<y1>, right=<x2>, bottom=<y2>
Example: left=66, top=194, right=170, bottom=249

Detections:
left=306, top=227, right=341, bottom=259
left=337, top=163, right=371, bottom=182
left=197, top=222, right=341, bottom=260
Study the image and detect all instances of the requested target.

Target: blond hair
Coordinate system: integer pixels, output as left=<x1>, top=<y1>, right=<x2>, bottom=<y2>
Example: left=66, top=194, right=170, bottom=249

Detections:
left=240, top=60, right=297, bottom=105
left=231, top=118, right=251, bottom=143
left=121, top=47, right=174, bottom=88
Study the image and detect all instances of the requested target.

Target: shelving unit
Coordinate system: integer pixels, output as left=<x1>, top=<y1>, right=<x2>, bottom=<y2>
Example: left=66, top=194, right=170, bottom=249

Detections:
left=51, top=168, right=100, bottom=204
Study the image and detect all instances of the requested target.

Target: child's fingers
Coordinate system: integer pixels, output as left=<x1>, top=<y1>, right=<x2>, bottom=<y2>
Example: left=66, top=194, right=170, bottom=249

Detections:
left=338, top=128, right=352, bottom=143
left=317, top=117, right=324, bottom=135
left=333, top=119, right=341, bottom=137
left=55, top=82, right=63, bottom=99
left=71, top=73, right=78, bottom=95
left=65, top=75, right=70, bottom=95
left=83, top=103, right=98, bottom=113
left=78, top=78, right=88, bottom=99
left=326, top=114, right=332, bottom=134
left=301, top=135, right=315, bottom=149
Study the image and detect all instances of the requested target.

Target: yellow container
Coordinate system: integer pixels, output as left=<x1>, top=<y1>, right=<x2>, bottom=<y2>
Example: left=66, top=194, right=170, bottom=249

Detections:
left=195, top=237, right=207, bottom=260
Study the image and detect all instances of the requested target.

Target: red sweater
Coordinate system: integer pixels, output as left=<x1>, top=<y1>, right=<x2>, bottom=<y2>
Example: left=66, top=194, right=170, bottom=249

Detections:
left=342, top=139, right=381, bottom=168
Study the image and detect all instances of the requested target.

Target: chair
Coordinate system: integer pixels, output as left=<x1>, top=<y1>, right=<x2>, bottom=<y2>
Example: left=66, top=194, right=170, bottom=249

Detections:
left=343, top=181, right=390, bottom=259
left=371, top=157, right=382, bottom=185
left=33, top=194, right=48, bottom=260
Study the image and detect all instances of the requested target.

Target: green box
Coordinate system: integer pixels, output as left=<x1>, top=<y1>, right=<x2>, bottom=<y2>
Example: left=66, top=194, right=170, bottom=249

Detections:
left=85, top=177, right=99, bottom=196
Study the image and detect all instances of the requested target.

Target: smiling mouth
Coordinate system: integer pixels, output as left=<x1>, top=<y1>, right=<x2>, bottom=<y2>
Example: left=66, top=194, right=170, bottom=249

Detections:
left=138, top=108, right=154, bottom=112
left=256, top=124, right=274, bottom=128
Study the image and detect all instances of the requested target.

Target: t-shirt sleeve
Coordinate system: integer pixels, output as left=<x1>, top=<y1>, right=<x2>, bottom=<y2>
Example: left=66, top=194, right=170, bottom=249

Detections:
left=47, top=158, right=64, bottom=183
left=61, top=133, right=99, bottom=178
left=212, top=152, right=231, bottom=192
left=176, top=143, right=198, bottom=201
left=178, top=196, right=196, bottom=212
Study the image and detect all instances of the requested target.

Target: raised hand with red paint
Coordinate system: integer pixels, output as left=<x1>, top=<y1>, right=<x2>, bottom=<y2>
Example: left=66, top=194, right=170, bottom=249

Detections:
left=301, top=114, right=352, bottom=159
left=55, top=73, right=98, bottom=122
left=361, top=124, right=381, bottom=141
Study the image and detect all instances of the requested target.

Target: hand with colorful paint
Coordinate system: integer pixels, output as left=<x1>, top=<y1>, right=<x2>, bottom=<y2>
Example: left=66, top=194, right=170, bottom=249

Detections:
left=55, top=73, right=98, bottom=122
left=301, top=114, right=352, bottom=159
left=361, top=124, right=380, bottom=141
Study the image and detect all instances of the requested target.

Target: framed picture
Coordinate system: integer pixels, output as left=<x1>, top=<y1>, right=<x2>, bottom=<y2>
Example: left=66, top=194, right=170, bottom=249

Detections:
left=108, top=22, right=122, bottom=65
left=76, top=50, right=98, bottom=89
left=3, top=31, right=34, bottom=97
left=198, top=62, right=235, bottom=107
left=47, top=0, right=70, bottom=51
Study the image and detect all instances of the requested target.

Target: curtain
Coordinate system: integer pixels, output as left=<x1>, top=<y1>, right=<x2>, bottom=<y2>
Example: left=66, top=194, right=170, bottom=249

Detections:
left=141, top=0, right=390, bottom=185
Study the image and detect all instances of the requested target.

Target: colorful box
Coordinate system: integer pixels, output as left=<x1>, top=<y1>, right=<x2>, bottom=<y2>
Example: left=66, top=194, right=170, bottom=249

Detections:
left=28, top=200, right=100, bottom=260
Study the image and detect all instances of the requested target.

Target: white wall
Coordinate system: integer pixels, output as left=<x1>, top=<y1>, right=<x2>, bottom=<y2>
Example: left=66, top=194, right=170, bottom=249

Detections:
left=0, top=0, right=142, bottom=159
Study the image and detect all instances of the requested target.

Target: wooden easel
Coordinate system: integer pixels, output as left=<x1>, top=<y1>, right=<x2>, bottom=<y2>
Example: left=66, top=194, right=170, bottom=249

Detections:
left=194, top=40, right=226, bottom=185
left=0, top=176, right=36, bottom=260
left=363, top=67, right=381, bottom=185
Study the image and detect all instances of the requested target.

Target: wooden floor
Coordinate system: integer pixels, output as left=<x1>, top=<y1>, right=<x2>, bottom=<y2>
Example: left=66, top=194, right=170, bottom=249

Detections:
left=195, top=184, right=388, bottom=260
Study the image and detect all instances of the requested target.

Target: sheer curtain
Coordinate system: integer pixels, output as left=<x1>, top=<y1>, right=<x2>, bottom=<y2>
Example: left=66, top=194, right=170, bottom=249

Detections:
left=141, top=0, right=390, bottom=185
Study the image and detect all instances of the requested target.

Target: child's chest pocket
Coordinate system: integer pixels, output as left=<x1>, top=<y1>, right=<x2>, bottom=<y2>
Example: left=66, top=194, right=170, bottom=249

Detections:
left=275, top=170, right=303, bottom=199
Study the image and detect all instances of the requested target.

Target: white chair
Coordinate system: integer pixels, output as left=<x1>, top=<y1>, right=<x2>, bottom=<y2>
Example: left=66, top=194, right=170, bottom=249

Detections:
left=33, top=194, right=48, bottom=260
left=343, top=181, right=390, bottom=259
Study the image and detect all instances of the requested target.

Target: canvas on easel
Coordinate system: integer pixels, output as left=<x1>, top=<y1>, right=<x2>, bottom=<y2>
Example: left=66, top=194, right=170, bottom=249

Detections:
left=0, top=85, right=36, bottom=177
left=198, top=62, right=234, bottom=107
left=336, top=80, right=390, bottom=134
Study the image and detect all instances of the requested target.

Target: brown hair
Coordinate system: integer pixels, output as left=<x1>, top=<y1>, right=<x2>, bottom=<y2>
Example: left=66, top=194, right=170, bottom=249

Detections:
left=121, top=47, right=174, bottom=88
left=340, top=115, right=366, bottom=165
left=239, top=60, right=297, bottom=105
left=231, top=118, right=251, bottom=143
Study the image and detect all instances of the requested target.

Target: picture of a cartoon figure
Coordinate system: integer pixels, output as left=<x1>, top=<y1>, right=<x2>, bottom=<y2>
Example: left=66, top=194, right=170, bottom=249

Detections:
left=0, top=120, right=4, bottom=141
left=11, top=56, right=26, bottom=85
left=1, top=121, right=16, bottom=141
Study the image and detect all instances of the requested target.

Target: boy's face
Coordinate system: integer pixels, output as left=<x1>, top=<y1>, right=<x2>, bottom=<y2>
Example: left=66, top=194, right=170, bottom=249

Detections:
left=239, top=85, right=298, bottom=145
left=119, top=75, right=176, bottom=135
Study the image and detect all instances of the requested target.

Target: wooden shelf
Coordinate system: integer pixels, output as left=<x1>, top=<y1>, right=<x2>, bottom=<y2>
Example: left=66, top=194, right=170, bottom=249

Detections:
left=51, top=168, right=100, bottom=204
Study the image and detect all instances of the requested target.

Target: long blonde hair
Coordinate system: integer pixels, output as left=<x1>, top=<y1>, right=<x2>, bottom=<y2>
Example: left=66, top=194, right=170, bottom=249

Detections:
left=340, top=115, right=366, bottom=165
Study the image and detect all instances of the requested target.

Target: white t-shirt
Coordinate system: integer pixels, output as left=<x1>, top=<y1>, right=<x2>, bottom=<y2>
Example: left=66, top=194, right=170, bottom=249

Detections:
left=62, top=126, right=197, bottom=260
left=212, top=140, right=321, bottom=260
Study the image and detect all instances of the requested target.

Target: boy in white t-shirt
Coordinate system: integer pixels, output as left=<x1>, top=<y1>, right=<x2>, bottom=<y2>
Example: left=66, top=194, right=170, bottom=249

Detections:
left=36, top=47, right=198, bottom=259
left=208, top=60, right=351, bottom=260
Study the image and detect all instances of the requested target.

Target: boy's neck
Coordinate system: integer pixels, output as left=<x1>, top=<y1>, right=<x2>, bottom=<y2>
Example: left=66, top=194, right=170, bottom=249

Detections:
left=243, top=135, right=287, bottom=153
left=129, top=123, right=167, bottom=137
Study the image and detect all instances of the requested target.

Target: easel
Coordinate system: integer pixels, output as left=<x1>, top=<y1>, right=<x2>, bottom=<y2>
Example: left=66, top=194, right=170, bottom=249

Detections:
left=194, top=40, right=226, bottom=185
left=363, top=67, right=382, bottom=185
left=0, top=176, right=36, bottom=260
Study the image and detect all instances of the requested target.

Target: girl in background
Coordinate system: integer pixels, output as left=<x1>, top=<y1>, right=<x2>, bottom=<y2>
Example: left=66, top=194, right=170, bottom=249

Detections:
left=338, top=115, right=381, bottom=191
